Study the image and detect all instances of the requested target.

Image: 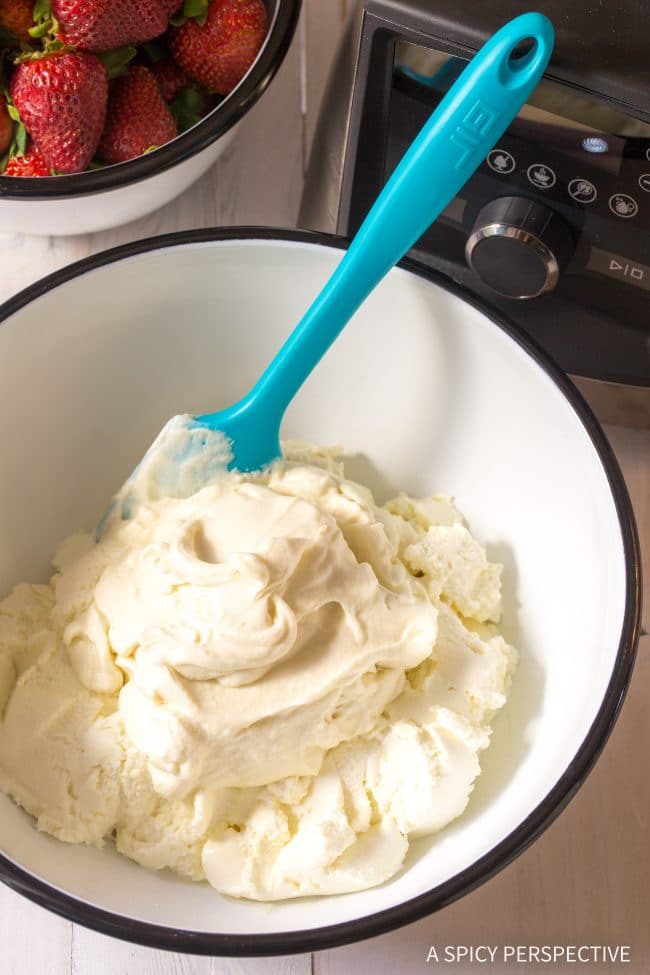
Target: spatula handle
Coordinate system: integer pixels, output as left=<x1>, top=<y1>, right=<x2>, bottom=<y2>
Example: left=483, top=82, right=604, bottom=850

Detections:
left=234, top=13, right=553, bottom=425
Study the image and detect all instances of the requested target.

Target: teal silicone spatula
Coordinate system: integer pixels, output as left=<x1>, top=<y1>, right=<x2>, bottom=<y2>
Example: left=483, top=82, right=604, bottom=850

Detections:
left=103, top=12, right=553, bottom=528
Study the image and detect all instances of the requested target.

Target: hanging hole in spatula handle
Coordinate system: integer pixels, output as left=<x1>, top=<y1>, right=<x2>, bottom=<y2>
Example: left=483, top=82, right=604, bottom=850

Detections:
left=508, top=37, right=536, bottom=65
left=496, top=14, right=554, bottom=89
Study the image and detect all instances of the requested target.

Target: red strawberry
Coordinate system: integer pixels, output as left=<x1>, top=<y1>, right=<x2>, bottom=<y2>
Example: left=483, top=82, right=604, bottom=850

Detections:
left=0, top=0, right=34, bottom=44
left=170, top=0, right=268, bottom=95
left=0, top=94, right=13, bottom=156
left=97, top=65, right=177, bottom=165
left=51, top=0, right=174, bottom=53
left=10, top=52, right=108, bottom=174
left=151, top=57, right=190, bottom=102
left=4, top=143, right=51, bottom=176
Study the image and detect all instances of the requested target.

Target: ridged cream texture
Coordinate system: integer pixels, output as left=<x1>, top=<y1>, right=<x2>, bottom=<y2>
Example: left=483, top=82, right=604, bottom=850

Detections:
left=0, top=446, right=516, bottom=900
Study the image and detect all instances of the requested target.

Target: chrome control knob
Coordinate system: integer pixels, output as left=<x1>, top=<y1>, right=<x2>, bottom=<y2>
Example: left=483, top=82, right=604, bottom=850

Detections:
left=465, top=197, right=574, bottom=299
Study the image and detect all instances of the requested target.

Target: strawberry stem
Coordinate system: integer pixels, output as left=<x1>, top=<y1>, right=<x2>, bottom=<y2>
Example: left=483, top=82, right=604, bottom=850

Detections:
left=99, top=45, right=137, bottom=80
left=170, top=0, right=210, bottom=28
left=33, top=0, right=52, bottom=21
left=169, top=85, right=204, bottom=133
left=141, top=38, right=168, bottom=64
left=28, top=0, right=54, bottom=39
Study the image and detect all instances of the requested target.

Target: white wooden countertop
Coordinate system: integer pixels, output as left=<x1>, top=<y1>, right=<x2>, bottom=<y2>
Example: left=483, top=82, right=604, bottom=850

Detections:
left=0, top=4, right=648, bottom=972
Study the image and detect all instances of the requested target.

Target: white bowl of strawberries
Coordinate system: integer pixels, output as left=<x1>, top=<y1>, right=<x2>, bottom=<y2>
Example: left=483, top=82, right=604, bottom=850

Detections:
left=0, top=0, right=301, bottom=235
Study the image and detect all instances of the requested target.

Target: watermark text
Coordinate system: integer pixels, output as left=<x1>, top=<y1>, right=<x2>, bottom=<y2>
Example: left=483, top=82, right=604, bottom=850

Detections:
left=426, top=945, right=631, bottom=965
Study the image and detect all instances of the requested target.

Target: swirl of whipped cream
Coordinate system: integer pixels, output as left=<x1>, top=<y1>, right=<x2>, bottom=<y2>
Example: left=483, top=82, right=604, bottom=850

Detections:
left=55, top=470, right=439, bottom=798
left=94, top=493, right=311, bottom=686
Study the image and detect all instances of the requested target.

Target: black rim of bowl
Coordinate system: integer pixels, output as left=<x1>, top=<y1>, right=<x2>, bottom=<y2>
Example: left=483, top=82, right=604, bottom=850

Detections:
left=0, top=0, right=302, bottom=200
left=0, top=228, right=642, bottom=956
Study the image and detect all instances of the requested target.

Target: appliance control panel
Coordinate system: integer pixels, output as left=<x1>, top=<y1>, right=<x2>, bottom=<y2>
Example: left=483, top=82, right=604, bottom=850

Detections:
left=335, top=15, right=650, bottom=386
left=385, top=53, right=650, bottom=300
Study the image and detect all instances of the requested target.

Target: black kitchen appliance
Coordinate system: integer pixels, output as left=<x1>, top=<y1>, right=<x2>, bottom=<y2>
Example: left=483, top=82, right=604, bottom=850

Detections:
left=299, top=0, right=650, bottom=424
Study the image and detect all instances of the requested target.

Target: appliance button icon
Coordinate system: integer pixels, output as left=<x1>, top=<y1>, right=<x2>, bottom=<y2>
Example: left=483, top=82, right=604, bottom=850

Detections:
left=527, top=163, right=556, bottom=189
left=646, top=147, right=650, bottom=161
left=608, top=258, right=645, bottom=281
left=487, top=149, right=516, bottom=174
left=638, top=174, right=650, bottom=193
left=608, top=193, right=638, bottom=218
left=568, top=178, right=597, bottom=203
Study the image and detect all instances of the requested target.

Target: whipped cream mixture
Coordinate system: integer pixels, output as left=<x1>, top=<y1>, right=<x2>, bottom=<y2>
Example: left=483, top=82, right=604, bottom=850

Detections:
left=0, top=443, right=516, bottom=900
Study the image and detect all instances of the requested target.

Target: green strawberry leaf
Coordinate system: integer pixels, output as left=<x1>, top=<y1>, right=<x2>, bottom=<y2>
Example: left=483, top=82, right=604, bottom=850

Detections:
left=29, top=8, right=64, bottom=52
left=6, top=101, right=21, bottom=123
left=169, top=85, right=204, bottom=133
left=143, top=145, right=159, bottom=154
left=43, top=37, right=65, bottom=52
left=170, top=0, right=210, bottom=27
left=141, top=38, right=168, bottom=64
left=28, top=0, right=54, bottom=39
left=28, top=20, right=52, bottom=38
left=184, top=0, right=210, bottom=19
left=33, top=0, right=52, bottom=21
left=14, top=121, right=27, bottom=155
left=99, top=45, right=137, bottom=80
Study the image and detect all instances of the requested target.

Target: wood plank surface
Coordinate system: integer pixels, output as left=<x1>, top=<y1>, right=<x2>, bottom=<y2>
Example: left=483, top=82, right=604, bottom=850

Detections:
left=72, top=926, right=310, bottom=975
left=0, top=885, right=72, bottom=975
left=72, top=926, right=213, bottom=975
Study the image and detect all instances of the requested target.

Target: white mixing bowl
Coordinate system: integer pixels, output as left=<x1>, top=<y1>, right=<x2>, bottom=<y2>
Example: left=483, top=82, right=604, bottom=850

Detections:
left=0, top=231, right=640, bottom=954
